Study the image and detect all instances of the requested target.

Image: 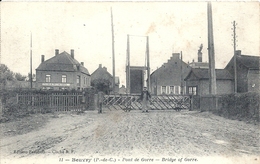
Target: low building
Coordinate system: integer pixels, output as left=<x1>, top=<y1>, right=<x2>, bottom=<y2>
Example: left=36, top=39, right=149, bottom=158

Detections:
left=119, top=85, right=127, bottom=94
left=91, top=64, right=119, bottom=94
left=225, top=50, right=259, bottom=93
left=189, top=60, right=209, bottom=69
left=189, top=44, right=209, bottom=68
left=150, top=53, right=191, bottom=95
left=184, top=68, right=234, bottom=95
left=36, top=49, right=91, bottom=90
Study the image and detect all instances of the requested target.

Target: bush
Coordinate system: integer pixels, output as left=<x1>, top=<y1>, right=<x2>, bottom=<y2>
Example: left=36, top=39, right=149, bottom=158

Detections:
left=3, top=97, right=29, bottom=117
left=217, top=92, right=260, bottom=122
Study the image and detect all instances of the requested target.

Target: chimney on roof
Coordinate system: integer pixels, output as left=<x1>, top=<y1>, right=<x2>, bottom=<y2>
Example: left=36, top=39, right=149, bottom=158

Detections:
left=41, top=55, right=45, bottom=63
left=172, top=53, right=180, bottom=59
left=198, top=52, right=202, bottom=62
left=81, top=62, right=84, bottom=66
left=71, top=49, right=74, bottom=59
left=99, top=64, right=102, bottom=68
left=55, top=49, right=59, bottom=56
left=198, top=44, right=203, bottom=62
left=103, top=67, right=107, bottom=71
left=236, top=50, right=241, bottom=56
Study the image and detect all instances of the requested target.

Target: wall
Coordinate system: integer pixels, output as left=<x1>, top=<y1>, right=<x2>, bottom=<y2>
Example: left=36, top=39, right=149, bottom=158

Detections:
left=36, top=70, right=90, bottom=90
left=150, top=54, right=191, bottom=95
left=237, top=63, right=249, bottom=92
left=186, top=79, right=233, bottom=96
left=225, top=58, right=250, bottom=93
left=247, top=69, right=260, bottom=93
left=36, top=70, right=75, bottom=89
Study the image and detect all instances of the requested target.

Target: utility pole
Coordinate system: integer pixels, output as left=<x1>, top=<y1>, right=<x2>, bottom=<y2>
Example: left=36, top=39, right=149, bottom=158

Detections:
left=146, top=36, right=150, bottom=92
left=232, top=21, right=238, bottom=93
left=207, top=2, right=217, bottom=95
left=111, top=7, right=115, bottom=94
left=126, top=34, right=130, bottom=94
left=30, top=32, right=33, bottom=89
left=180, top=51, right=183, bottom=95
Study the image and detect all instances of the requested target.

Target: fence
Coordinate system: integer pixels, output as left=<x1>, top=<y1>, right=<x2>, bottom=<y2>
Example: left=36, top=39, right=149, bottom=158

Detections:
left=103, top=94, right=192, bottom=110
left=16, top=91, right=95, bottom=112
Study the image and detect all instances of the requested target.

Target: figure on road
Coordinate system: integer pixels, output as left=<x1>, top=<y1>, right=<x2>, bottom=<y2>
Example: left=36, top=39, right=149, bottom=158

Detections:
left=140, top=87, right=151, bottom=113
left=98, top=91, right=104, bottom=113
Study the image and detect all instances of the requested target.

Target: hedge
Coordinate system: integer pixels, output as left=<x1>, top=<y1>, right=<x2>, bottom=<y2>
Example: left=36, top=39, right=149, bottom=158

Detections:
left=216, top=92, right=260, bottom=122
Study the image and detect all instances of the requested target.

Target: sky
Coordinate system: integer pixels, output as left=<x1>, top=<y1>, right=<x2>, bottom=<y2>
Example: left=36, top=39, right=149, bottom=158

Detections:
left=1, top=1, right=259, bottom=86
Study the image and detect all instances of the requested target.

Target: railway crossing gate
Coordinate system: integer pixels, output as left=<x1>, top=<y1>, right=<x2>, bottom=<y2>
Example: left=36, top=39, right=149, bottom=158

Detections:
left=103, top=94, right=192, bottom=111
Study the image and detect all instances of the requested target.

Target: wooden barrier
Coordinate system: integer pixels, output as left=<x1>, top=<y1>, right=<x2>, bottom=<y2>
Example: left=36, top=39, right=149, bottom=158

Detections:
left=17, top=91, right=93, bottom=112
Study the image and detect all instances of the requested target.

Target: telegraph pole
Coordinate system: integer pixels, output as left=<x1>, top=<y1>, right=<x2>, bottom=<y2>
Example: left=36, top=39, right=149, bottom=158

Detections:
left=207, top=2, right=217, bottom=95
left=180, top=51, right=183, bottom=95
left=30, top=32, right=33, bottom=89
left=146, top=36, right=150, bottom=92
left=232, top=21, right=237, bottom=93
left=126, top=35, right=130, bottom=94
left=111, top=7, right=115, bottom=94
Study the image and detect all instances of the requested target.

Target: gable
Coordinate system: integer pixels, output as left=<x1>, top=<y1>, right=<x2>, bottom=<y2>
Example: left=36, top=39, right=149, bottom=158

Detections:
left=185, top=71, right=199, bottom=81
left=91, top=67, right=112, bottom=81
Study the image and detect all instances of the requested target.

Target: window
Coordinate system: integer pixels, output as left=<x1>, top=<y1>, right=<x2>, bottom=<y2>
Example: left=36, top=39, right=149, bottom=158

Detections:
left=161, top=86, right=166, bottom=94
left=169, top=86, right=174, bottom=94
left=45, top=75, right=51, bottom=82
left=62, top=75, right=67, bottom=83
left=77, top=75, right=80, bottom=86
left=188, top=86, right=197, bottom=95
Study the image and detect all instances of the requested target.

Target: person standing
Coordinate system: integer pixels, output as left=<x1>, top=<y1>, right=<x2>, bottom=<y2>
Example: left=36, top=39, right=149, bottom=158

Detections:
left=140, top=87, right=151, bottom=113
left=97, top=91, right=104, bottom=113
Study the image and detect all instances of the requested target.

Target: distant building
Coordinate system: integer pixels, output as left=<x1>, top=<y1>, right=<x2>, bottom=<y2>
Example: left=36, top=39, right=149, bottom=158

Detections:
left=127, top=66, right=147, bottom=94
left=91, top=64, right=119, bottom=94
left=189, top=44, right=209, bottom=69
left=119, top=85, right=127, bottom=94
left=36, top=49, right=91, bottom=90
left=150, top=53, right=191, bottom=95
left=184, top=68, right=234, bottom=95
left=225, top=50, right=260, bottom=93
left=189, top=60, right=209, bottom=69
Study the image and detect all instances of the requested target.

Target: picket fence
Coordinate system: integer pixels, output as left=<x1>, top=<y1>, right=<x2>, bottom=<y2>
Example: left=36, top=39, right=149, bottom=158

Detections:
left=17, top=92, right=94, bottom=112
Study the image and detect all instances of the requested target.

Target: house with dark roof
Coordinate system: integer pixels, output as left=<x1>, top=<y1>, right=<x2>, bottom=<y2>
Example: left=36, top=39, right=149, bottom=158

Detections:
left=184, top=68, right=234, bottom=95
left=225, top=50, right=259, bottom=93
left=91, top=64, right=119, bottom=94
left=150, top=53, right=191, bottom=95
left=36, top=49, right=91, bottom=90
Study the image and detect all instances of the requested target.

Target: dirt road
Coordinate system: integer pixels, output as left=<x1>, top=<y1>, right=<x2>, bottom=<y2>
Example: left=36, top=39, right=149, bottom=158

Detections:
left=0, top=109, right=259, bottom=164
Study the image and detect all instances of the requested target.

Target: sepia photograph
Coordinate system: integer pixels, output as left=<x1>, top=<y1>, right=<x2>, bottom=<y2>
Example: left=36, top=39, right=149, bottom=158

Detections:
left=0, top=1, right=259, bottom=164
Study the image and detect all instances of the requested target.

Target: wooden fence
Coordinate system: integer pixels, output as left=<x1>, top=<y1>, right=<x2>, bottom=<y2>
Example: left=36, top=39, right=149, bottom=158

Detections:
left=103, top=94, right=192, bottom=111
left=17, top=92, right=94, bottom=112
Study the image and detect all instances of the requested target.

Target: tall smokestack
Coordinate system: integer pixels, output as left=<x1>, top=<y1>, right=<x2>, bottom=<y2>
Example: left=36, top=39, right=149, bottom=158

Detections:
left=198, top=44, right=203, bottom=62
left=41, top=55, right=45, bottom=63
left=71, top=49, right=74, bottom=59
left=207, top=2, right=217, bottom=95
left=55, top=49, right=59, bottom=56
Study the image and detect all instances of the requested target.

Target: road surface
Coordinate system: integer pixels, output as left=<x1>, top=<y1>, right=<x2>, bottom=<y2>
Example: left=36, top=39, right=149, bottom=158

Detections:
left=0, top=109, right=259, bottom=164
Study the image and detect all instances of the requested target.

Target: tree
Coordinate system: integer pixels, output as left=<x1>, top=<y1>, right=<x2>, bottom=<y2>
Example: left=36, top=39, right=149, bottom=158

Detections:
left=27, top=73, right=36, bottom=82
left=91, top=78, right=111, bottom=94
left=14, top=73, right=26, bottom=81
left=0, top=64, right=14, bottom=88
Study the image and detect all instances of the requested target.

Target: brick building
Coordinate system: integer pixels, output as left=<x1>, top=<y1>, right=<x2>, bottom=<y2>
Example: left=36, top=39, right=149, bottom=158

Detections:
left=36, top=49, right=91, bottom=90
left=225, top=50, right=259, bottom=93
left=184, top=68, right=234, bottom=95
left=150, top=53, right=191, bottom=95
